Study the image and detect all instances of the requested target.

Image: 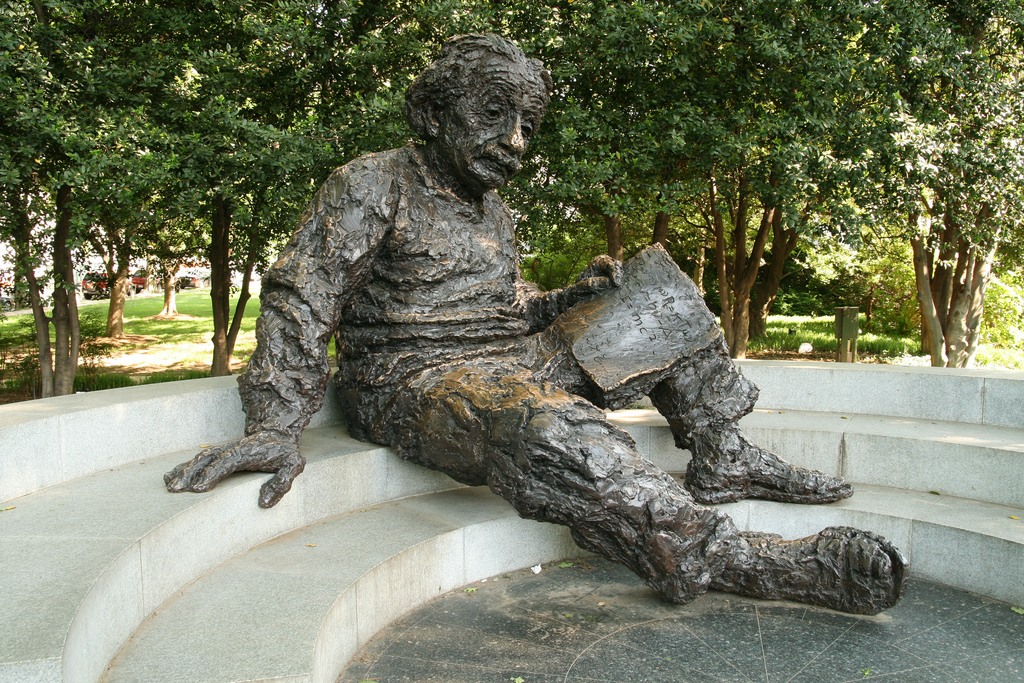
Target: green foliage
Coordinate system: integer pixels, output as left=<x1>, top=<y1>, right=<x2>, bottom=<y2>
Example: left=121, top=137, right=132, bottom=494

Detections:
left=973, top=345, right=1024, bottom=371
left=141, top=369, right=210, bottom=384
left=770, top=290, right=830, bottom=318
left=73, top=372, right=135, bottom=393
left=5, top=352, right=40, bottom=396
left=747, top=316, right=922, bottom=359
left=981, top=272, right=1024, bottom=351
left=0, top=315, right=35, bottom=386
left=779, top=231, right=920, bottom=337
left=77, top=311, right=117, bottom=380
left=3, top=0, right=1023, bottom=373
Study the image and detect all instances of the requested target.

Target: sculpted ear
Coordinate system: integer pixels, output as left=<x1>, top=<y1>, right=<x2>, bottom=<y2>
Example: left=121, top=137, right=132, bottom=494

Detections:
left=405, top=96, right=443, bottom=142
left=425, top=110, right=441, bottom=139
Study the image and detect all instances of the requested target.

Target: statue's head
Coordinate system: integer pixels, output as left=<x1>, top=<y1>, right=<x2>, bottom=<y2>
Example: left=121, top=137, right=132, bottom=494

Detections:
left=406, top=34, right=552, bottom=199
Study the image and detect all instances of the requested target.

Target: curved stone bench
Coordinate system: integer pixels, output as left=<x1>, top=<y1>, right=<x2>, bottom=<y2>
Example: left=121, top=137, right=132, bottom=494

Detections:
left=1, top=363, right=1022, bottom=683
left=735, top=359, right=1024, bottom=429
left=97, top=485, right=1024, bottom=683
left=0, top=430, right=459, bottom=683
left=617, top=408, right=1024, bottom=509
left=100, top=488, right=585, bottom=683
left=0, top=376, right=334, bottom=504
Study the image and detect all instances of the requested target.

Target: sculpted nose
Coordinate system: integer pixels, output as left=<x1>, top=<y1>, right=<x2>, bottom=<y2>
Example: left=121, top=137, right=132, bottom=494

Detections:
left=506, top=116, right=527, bottom=155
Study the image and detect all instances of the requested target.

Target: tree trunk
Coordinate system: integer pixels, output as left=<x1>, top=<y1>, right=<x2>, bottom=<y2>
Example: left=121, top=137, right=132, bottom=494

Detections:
left=911, top=206, right=997, bottom=368
left=708, top=171, right=774, bottom=359
left=224, top=245, right=259, bottom=362
left=943, top=238, right=995, bottom=367
left=711, top=204, right=734, bottom=350
left=652, top=211, right=670, bottom=248
left=209, top=193, right=233, bottom=376
left=748, top=210, right=798, bottom=339
left=911, top=227, right=946, bottom=365
left=160, top=277, right=178, bottom=316
left=604, top=213, right=623, bottom=261
left=728, top=291, right=753, bottom=358
left=90, top=219, right=136, bottom=338
left=691, top=243, right=706, bottom=296
left=105, top=266, right=131, bottom=337
left=11, top=233, right=34, bottom=310
left=161, top=276, right=178, bottom=315
left=9, top=186, right=54, bottom=397
left=864, top=282, right=876, bottom=328
left=158, top=257, right=183, bottom=316
left=50, top=185, right=80, bottom=395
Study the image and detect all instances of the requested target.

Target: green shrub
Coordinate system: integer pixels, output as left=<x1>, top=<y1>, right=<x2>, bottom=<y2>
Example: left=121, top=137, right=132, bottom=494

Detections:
left=5, top=353, right=40, bottom=395
left=974, top=345, right=1024, bottom=370
left=78, top=312, right=117, bottom=381
left=982, top=272, right=1024, bottom=351
left=142, top=369, right=211, bottom=384
left=74, top=372, right=136, bottom=393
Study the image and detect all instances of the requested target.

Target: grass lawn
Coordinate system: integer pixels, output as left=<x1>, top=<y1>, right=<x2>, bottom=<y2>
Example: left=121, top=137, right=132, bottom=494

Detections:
left=745, top=315, right=1024, bottom=370
left=92, top=288, right=264, bottom=375
left=0, top=289, right=265, bottom=400
left=1, top=298, right=1021, bottom=404
left=746, top=315, right=921, bottom=360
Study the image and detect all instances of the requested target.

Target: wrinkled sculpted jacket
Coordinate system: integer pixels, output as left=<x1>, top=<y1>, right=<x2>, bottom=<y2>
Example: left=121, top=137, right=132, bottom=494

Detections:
left=238, top=145, right=628, bottom=443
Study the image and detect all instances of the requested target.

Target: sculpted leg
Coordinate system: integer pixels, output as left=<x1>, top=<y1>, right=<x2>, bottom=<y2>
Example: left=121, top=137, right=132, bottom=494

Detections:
left=372, top=365, right=904, bottom=613
left=717, top=527, right=908, bottom=615
left=388, top=366, right=743, bottom=603
left=650, top=340, right=853, bottom=505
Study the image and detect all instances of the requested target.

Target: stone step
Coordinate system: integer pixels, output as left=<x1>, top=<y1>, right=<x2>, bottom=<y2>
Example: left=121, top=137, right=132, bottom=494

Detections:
left=0, top=427, right=457, bottom=683
left=616, top=408, right=1024, bottom=509
left=100, top=488, right=583, bottom=683
left=99, top=484, right=1024, bottom=683
left=0, top=376, right=343, bottom=504
left=4, top=401, right=1024, bottom=683
left=735, top=359, right=1024, bottom=430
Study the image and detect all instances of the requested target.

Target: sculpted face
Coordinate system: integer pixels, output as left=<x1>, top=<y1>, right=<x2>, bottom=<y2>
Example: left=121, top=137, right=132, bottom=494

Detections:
left=427, top=55, right=548, bottom=199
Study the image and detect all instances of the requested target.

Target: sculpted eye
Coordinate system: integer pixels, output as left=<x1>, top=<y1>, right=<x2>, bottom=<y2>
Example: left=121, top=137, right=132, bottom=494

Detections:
left=483, top=106, right=503, bottom=121
left=521, top=121, right=535, bottom=137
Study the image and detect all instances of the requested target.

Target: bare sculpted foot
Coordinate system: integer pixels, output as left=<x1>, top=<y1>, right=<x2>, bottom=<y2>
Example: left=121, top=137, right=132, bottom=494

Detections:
left=686, top=428, right=854, bottom=505
left=710, top=526, right=908, bottom=615
left=163, top=432, right=305, bottom=508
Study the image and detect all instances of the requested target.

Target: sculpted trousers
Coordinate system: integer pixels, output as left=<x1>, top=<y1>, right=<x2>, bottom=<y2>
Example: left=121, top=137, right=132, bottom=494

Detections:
left=341, top=328, right=756, bottom=602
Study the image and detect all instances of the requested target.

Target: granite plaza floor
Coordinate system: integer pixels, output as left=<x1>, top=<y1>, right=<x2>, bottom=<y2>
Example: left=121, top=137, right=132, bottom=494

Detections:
left=339, top=557, right=1024, bottom=683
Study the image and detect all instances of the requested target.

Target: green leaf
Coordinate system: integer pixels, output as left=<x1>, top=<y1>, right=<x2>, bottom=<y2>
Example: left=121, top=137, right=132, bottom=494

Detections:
left=557, top=561, right=574, bottom=568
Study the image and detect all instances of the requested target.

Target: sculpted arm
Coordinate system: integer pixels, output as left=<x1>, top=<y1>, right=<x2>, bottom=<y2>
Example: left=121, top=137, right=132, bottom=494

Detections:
left=518, top=254, right=623, bottom=333
left=165, top=164, right=393, bottom=507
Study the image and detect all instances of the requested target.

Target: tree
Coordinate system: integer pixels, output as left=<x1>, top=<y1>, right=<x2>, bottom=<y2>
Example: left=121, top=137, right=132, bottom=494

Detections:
left=505, top=0, right=892, bottom=358
left=860, top=0, right=1024, bottom=367
left=139, top=0, right=336, bottom=375
left=2, top=0, right=190, bottom=389
left=0, top=0, right=99, bottom=395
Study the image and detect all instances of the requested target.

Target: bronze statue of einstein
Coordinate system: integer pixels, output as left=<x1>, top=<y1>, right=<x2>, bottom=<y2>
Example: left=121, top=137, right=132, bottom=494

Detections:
left=166, top=34, right=906, bottom=615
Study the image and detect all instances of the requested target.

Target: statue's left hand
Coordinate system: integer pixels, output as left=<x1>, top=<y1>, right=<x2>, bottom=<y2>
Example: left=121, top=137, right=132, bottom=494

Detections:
left=576, top=254, right=624, bottom=289
left=164, top=431, right=305, bottom=508
left=523, top=254, right=625, bottom=330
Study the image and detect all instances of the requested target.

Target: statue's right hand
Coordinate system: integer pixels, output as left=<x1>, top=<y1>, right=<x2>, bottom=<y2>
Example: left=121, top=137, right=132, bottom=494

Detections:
left=163, top=431, right=305, bottom=508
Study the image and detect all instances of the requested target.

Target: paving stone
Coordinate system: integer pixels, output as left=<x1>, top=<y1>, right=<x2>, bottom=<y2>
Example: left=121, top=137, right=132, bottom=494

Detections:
left=339, top=558, right=1024, bottom=683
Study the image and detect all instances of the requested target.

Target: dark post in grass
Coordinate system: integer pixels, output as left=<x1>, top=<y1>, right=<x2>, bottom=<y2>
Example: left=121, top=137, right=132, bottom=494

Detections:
left=835, top=306, right=860, bottom=363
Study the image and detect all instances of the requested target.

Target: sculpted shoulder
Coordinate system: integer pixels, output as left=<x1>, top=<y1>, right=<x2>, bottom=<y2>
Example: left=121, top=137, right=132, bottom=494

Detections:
left=312, top=146, right=414, bottom=218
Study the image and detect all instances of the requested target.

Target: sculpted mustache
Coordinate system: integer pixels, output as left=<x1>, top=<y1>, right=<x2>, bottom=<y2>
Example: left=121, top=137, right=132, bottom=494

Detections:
left=480, top=146, right=521, bottom=173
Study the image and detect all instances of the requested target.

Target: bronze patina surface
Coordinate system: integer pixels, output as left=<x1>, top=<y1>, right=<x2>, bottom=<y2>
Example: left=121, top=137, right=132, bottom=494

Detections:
left=165, top=34, right=906, bottom=615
